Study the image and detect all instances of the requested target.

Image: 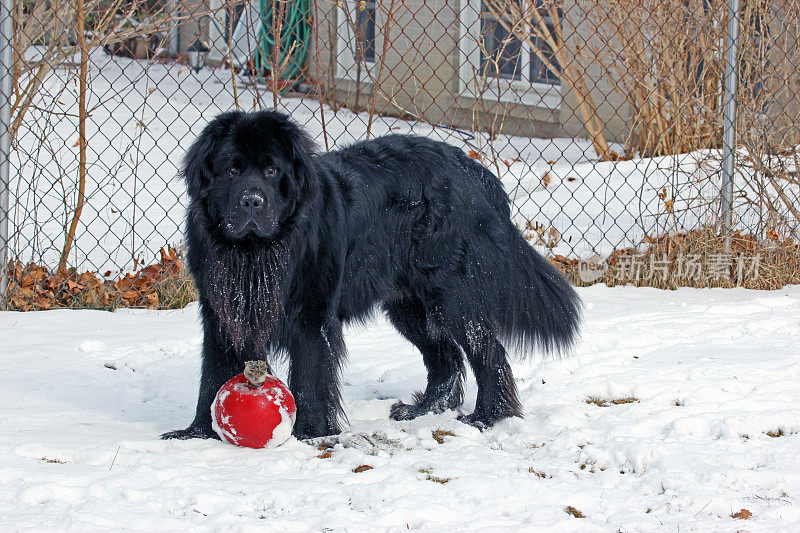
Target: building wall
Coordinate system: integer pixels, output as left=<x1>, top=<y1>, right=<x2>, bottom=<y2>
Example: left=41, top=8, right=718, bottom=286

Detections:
left=181, top=0, right=631, bottom=142
left=311, top=0, right=630, bottom=142
left=176, top=0, right=211, bottom=54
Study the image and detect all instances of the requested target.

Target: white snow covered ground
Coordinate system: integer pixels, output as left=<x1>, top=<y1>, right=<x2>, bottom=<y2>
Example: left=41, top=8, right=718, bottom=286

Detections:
left=2, top=285, right=800, bottom=531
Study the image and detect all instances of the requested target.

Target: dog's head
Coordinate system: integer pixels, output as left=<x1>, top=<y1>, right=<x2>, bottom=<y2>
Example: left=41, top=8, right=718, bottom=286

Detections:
left=183, top=110, right=317, bottom=241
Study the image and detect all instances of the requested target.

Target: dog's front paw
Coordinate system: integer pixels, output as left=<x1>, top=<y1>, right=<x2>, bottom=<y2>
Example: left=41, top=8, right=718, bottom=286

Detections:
left=456, top=412, right=491, bottom=430
left=389, top=400, right=417, bottom=421
left=294, top=428, right=341, bottom=440
left=293, top=417, right=342, bottom=440
left=160, top=425, right=219, bottom=440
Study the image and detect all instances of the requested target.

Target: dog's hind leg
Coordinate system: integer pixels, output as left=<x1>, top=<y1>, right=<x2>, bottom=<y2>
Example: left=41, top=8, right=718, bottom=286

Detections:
left=385, top=297, right=465, bottom=421
left=451, top=321, right=523, bottom=428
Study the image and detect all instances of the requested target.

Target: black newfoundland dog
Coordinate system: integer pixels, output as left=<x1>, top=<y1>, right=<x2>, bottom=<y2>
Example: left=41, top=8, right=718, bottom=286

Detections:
left=162, top=110, right=581, bottom=440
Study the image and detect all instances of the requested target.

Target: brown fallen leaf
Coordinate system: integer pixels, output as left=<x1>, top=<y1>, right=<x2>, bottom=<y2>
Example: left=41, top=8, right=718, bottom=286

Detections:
left=5, top=246, right=188, bottom=311
left=352, top=465, right=373, bottom=473
left=19, top=274, right=37, bottom=288
left=565, top=506, right=585, bottom=518
left=122, top=289, right=141, bottom=300
left=731, top=509, right=752, bottom=520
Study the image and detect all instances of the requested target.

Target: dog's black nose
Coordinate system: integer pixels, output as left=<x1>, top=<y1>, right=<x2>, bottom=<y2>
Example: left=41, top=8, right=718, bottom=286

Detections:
left=239, top=190, right=265, bottom=213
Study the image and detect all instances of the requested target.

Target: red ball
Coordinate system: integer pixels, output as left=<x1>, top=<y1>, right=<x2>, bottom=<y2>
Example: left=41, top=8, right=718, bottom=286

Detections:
left=211, top=373, right=296, bottom=448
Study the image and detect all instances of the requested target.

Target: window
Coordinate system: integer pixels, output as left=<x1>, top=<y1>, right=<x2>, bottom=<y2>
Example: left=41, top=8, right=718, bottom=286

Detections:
left=525, top=7, right=561, bottom=86
left=480, top=8, right=524, bottom=80
left=336, top=0, right=381, bottom=81
left=460, top=0, right=562, bottom=109
left=356, top=0, right=377, bottom=64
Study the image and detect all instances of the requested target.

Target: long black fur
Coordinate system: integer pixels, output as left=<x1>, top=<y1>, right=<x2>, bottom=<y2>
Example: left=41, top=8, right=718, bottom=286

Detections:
left=161, top=110, right=582, bottom=440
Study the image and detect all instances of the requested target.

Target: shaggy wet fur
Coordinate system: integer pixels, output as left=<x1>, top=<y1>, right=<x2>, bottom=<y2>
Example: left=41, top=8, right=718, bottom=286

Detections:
left=205, top=242, right=289, bottom=352
left=161, top=110, right=582, bottom=441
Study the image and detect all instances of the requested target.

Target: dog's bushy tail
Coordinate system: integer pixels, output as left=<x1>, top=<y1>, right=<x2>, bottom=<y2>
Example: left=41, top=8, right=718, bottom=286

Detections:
left=493, top=234, right=582, bottom=357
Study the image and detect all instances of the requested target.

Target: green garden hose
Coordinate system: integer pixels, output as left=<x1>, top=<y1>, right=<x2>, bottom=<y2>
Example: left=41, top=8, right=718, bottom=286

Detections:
left=253, top=0, right=311, bottom=83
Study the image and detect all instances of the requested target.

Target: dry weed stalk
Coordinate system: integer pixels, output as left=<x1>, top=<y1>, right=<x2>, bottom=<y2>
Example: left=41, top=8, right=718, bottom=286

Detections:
left=732, top=0, right=800, bottom=243
left=225, top=0, right=241, bottom=109
left=586, top=0, right=726, bottom=158
left=586, top=0, right=798, bottom=245
left=12, top=0, right=193, bottom=271
left=468, top=29, right=514, bottom=179
left=10, top=0, right=181, bottom=140
left=311, top=0, right=330, bottom=149
left=335, top=0, right=399, bottom=131
left=482, top=0, right=613, bottom=161
left=59, top=0, right=90, bottom=272
left=270, top=0, right=287, bottom=107
left=366, top=0, right=397, bottom=139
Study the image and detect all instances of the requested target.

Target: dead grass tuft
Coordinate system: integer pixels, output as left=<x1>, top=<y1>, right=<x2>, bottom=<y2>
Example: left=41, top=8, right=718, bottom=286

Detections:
left=156, top=268, right=198, bottom=309
left=529, top=467, right=548, bottom=478
left=543, top=228, right=800, bottom=290
left=417, top=466, right=452, bottom=484
left=586, top=396, right=639, bottom=407
left=578, top=461, right=606, bottom=474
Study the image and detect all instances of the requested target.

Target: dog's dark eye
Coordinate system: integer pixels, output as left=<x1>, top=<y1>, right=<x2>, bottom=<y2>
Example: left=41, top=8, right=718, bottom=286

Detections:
left=228, top=167, right=240, bottom=177
left=265, top=166, right=277, bottom=177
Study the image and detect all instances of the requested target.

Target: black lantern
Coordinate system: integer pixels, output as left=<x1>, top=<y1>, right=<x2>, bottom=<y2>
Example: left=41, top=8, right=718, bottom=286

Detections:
left=186, top=38, right=209, bottom=73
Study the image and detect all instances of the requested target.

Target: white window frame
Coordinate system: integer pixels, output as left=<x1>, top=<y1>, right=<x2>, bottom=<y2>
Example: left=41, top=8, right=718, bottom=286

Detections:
left=458, top=0, right=561, bottom=110
left=207, top=0, right=232, bottom=66
left=207, top=0, right=261, bottom=68
left=335, top=0, right=382, bottom=82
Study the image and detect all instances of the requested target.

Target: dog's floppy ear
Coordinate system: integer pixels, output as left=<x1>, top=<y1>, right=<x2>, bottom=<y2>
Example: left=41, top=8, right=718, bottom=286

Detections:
left=183, top=111, right=241, bottom=198
left=287, top=124, right=318, bottom=193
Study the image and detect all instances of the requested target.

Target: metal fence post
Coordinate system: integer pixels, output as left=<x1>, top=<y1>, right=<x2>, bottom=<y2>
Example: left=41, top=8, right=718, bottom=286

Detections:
left=167, top=0, right=180, bottom=57
left=721, top=0, right=740, bottom=253
left=0, top=0, right=13, bottom=308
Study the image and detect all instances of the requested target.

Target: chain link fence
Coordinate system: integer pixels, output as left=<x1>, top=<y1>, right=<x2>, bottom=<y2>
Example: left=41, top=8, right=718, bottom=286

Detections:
left=1, top=0, right=799, bottom=310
